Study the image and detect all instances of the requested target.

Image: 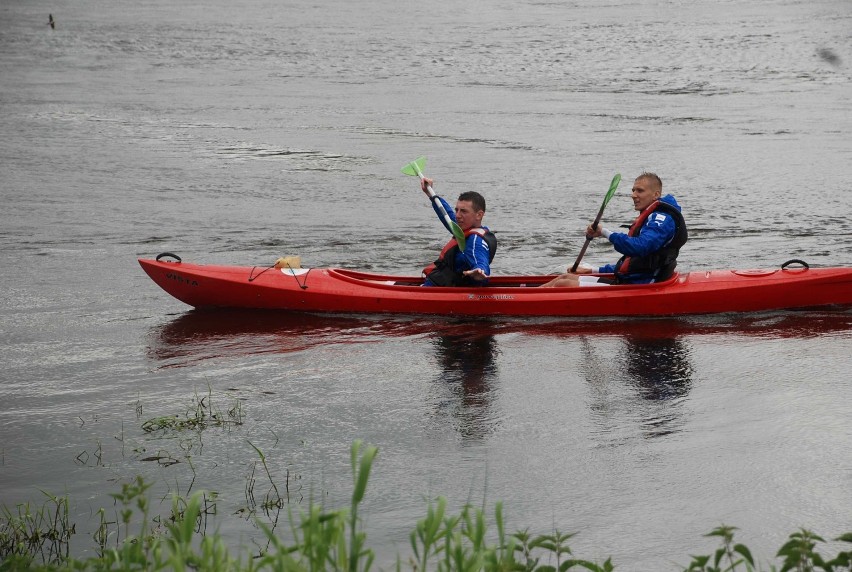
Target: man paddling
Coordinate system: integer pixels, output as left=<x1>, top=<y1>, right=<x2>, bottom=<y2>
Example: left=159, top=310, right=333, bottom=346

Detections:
left=420, top=177, right=496, bottom=287
left=543, top=172, right=686, bottom=287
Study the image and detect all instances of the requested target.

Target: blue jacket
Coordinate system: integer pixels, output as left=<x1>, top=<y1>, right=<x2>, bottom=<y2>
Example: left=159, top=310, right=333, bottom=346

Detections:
left=425, top=196, right=493, bottom=286
left=599, top=194, right=685, bottom=284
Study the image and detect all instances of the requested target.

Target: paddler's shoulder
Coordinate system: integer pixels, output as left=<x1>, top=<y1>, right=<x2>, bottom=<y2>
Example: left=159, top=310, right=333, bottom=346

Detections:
left=660, top=194, right=682, bottom=212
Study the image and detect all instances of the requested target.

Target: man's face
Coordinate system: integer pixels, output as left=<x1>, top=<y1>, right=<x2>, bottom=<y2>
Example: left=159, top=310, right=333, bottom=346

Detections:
left=631, top=177, right=662, bottom=211
left=454, top=199, right=483, bottom=231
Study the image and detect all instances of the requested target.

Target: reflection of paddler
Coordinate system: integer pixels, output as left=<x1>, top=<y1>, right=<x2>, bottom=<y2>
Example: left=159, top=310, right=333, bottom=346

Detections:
left=623, top=336, right=693, bottom=401
left=433, top=333, right=498, bottom=396
left=48, top=14, right=55, bottom=29
left=430, top=331, right=499, bottom=440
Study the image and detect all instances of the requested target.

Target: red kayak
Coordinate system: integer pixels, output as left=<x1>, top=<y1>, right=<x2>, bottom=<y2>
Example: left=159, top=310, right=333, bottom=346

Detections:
left=138, top=254, right=852, bottom=317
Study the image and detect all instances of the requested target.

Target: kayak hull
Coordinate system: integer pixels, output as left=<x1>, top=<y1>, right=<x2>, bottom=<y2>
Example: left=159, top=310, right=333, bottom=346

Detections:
left=139, top=259, right=852, bottom=317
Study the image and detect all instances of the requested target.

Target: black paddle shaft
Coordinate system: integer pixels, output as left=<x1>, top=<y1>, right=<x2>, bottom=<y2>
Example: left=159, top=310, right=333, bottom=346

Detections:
left=569, top=207, right=606, bottom=273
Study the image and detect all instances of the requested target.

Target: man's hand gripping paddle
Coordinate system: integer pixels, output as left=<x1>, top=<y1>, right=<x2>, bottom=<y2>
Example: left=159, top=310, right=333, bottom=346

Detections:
left=569, top=173, right=622, bottom=273
left=402, top=156, right=466, bottom=251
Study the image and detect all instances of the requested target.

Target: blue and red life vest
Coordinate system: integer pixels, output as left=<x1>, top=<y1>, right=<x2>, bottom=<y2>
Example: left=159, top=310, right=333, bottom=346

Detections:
left=614, top=200, right=688, bottom=282
left=423, top=227, right=497, bottom=287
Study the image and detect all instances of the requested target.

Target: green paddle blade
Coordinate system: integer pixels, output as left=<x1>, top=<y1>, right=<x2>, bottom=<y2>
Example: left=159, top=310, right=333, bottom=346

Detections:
left=450, top=222, right=466, bottom=250
left=401, top=156, right=427, bottom=177
left=402, top=155, right=466, bottom=249
left=602, top=173, right=621, bottom=208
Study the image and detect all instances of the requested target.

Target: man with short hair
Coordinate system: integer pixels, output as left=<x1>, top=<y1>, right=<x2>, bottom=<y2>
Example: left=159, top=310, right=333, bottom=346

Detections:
left=420, top=177, right=496, bottom=287
left=543, top=172, right=687, bottom=287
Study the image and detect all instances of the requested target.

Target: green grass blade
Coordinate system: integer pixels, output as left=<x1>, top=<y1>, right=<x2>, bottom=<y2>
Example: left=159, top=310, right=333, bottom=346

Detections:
left=352, top=444, right=378, bottom=505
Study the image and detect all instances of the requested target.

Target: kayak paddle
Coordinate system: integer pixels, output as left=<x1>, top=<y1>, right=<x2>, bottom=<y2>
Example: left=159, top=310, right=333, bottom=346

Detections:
left=402, top=156, right=466, bottom=250
left=569, top=173, right=622, bottom=273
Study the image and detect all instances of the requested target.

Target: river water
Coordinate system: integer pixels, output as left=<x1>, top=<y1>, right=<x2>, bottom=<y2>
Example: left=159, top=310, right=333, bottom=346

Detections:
left=1, top=0, right=851, bottom=568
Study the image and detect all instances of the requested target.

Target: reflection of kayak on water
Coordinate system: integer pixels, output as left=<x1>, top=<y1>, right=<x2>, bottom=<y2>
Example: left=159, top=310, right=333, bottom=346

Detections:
left=148, top=308, right=849, bottom=438
left=147, top=310, right=431, bottom=364
left=139, top=254, right=852, bottom=317
left=148, top=307, right=852, bottom=364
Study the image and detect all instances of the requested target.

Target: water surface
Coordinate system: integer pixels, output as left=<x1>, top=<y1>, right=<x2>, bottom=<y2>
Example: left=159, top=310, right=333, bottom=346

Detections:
left=1, top=0, right=851, bottom=567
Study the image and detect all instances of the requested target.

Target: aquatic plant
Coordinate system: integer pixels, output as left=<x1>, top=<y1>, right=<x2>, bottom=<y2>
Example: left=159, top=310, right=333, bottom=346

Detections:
left=3, top=442, right=852, bottom=571
left=141, top=384, right=244, bottom=434
left=0, top=490, right=73, bottom=565
left=6, top=383, right=852, bottom=571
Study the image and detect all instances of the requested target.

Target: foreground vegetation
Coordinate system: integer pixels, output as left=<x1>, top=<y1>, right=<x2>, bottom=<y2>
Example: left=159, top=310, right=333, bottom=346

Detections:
left=2, top=390, right=851, bottom=570
left=2, top=440, right=851, bottom=571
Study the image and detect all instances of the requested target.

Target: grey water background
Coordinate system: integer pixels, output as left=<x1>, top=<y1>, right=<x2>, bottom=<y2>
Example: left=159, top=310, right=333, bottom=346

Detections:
left=2, top=0, right=852, bottom=567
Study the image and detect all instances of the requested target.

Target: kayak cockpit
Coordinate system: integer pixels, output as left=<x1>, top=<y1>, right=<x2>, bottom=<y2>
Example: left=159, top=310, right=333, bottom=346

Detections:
left=326, top=268, right=681, bottom=289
